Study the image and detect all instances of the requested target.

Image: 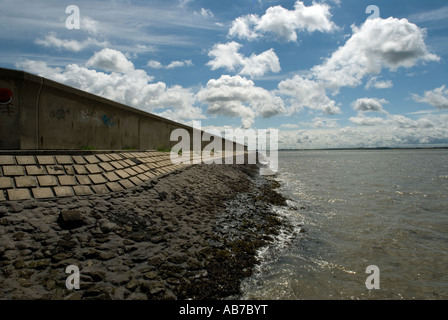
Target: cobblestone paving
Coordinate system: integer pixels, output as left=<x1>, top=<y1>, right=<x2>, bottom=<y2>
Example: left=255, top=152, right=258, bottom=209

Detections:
left=0, top=151, right=189, bottom=201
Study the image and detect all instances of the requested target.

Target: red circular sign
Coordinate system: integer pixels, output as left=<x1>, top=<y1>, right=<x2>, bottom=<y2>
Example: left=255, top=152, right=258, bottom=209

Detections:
left=0, top=88, right=13, bottom=104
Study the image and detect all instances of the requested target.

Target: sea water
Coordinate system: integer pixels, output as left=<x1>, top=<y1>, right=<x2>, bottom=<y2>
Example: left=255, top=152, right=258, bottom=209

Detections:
left=240, top=149, right=448, bottom=300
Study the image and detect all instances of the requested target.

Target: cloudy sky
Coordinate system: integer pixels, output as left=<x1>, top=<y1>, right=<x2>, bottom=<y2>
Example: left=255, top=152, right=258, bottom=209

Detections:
left=1, top=0, right=448, bottom=149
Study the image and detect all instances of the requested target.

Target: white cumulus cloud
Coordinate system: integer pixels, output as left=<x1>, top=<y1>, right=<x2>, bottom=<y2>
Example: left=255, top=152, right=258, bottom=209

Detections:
left=277, top=75, right=341, bottom=115
left=351, top=98, right=388, bottom=113
left=196, top=75, right=285, bottom=128
left=207, top=41, right=280, bottom=78
left=412, top=85, right=448, bottom=109
left=228, top=1, right=338, bottom=42
left=86, top=48, right=135, bottom=73
left=312, top=17, right=440, bottom=91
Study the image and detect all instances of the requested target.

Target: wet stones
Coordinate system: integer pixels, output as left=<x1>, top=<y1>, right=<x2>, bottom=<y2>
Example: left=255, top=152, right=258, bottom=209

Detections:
left=0, top=163, right=289, bottom=300
left=58, top=209, right=85, bottom=230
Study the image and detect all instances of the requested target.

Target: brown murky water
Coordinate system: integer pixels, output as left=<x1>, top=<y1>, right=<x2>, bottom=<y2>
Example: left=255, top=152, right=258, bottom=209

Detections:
left=240, top=149, right=448, bottom=300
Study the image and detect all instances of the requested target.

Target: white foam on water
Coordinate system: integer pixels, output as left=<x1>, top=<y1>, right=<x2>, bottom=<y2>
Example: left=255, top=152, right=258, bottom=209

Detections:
left=238, top=204, right=305, bottom=300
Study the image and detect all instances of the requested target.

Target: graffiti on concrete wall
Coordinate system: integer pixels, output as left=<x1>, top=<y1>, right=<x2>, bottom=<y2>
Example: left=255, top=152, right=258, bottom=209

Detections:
left=80, top=109, right=100, bottom=123
left=102, top=114, right=115, bottom=128
left=50, top=107, right=71, bottom=120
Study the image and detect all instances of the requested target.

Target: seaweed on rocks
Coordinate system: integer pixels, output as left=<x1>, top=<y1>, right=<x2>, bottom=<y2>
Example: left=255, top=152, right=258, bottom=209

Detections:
left=0, top=163, right=289, bottom=300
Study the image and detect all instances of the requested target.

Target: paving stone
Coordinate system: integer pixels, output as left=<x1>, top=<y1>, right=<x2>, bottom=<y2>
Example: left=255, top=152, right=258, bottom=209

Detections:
left=98, top=162, right=115, bottom=172
left=72, top=156, right=87, bottom=164
left=55, top=155, right=74, bottom=165
left=7, top=189, right=32, bottom=201
left=132, top=166, right=145, bottom=174
left=91, top=184, right=109, bottom=194
left=160, top=168, right=171, bottom=174
left=84, top=155, right=100, bottom=164
left=0, top=191, right=5, bottom=201
left=120, top=153, right=133, bottom=159
left=73, top=185, right=94, bottom=196
left=103, top=172, right=120, bottom=182
left=110, top=161, right=124, bottom=170
left=16, top=156, right=36, bottom=165
left=25, top=165, right=46, bottom=175
left=129, top=176, right=143, bottom=186
left=0, top=156, right=15, bottom=165
left=46, top=165, right=66, bottom=175
left=73, top=165, right=88, bottom=175
left=136, top=164, right=150, bottom=172
left=106, top=182, right=124, bottom=192
left=85, top=164, right=102, bottom=174
left=165, top=165, right=178, bottom=172
left=89, top=174, right=107, bottom=185
left=76, top=175, right=92, bottom=185
left=154, top=168, right=166, bottom=175
left=137, top=173, right=151, bottom=182
left=58, top=175, right=77, bottom=186
left=15, top=176, right=38, bottom=188
left=36, top=156, right=56, bottom=165
left=108, top=153, right=123, bottom=160
left=123, top=159, right=135, bottom=166
left=0, top=177, right=14, bottom=189
left=38, top=176, right=59, bottom=187
left=146, top=163, right=158, bottom=169
left=64, top=166, right=75, bottom=175
left=2, top=166, right=25, bottom=176
left=118, top=160, right=130, bottom=168
left=123, top=167, right=138, bottom=177
left=141, top=172, right=156, bottom=180
left=96, top=154, right=112, bottom=162
left=32, top=188, right=54, bottom=199
left=115, top=170, right=130, bottom=179
left=118, top=179, right=135, bottom=189
left=53, top=186, right=74, bottom=197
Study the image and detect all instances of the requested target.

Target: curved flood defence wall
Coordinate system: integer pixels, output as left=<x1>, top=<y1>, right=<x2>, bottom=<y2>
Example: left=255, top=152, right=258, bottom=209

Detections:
left=0, top=67, right=241, bottom=152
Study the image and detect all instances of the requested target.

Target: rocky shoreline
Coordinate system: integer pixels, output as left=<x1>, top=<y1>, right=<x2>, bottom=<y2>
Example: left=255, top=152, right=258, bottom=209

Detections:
left=0, top=163, right=289, bottom=300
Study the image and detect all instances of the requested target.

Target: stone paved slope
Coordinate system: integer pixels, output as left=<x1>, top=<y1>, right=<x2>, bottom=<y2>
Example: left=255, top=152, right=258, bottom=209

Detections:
left=0, top=151, right=188, bottom=201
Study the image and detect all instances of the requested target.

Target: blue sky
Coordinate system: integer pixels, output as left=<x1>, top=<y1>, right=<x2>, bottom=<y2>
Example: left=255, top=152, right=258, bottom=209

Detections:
left=1, top=0, right=448, bottom=149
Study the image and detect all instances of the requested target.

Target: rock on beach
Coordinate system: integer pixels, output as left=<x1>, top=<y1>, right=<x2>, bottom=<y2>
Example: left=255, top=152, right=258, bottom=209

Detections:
left=0, top=163, right=288, bottom=300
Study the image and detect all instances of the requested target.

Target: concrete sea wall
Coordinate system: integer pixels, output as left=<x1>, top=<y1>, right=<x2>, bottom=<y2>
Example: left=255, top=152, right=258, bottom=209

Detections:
left=0, top=67, right=240, bottom=152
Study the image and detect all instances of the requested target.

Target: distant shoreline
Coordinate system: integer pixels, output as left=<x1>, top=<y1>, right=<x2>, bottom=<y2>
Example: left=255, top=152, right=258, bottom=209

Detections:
left=278, top=147, right=448, bottom=151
